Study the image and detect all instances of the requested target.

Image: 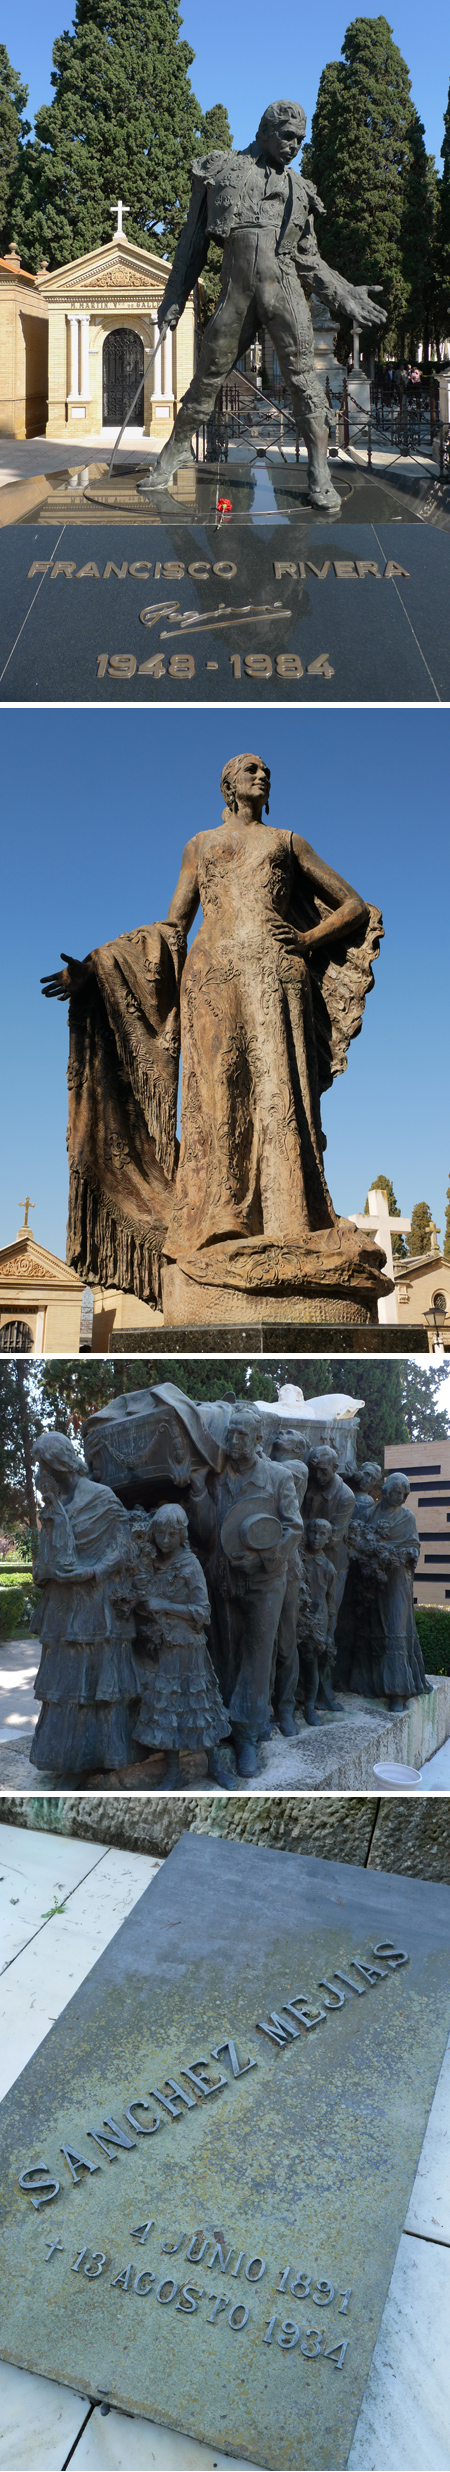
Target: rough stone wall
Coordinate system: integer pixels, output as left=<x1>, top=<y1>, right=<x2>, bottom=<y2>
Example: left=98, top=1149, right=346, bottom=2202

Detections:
left=2, top=1792, right=450, bottom=1882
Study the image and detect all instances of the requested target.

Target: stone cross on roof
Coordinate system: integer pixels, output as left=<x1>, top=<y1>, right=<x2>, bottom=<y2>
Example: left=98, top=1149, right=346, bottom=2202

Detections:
left=18, top=1196, right=35, bottom=1231
left=110, top=200, right=130, bottom=239
left=349, top=1186, right=411, bottom=1327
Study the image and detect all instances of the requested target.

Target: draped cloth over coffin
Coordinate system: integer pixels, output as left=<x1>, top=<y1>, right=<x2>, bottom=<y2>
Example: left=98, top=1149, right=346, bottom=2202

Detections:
left=65, top=832, right=383, bottom=1301
left=66, top=921, right=185, bottom=1308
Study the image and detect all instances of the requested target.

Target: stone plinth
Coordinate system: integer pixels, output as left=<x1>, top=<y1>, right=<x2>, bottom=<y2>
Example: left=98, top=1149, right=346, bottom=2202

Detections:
left=3, top=1680, right=448, bottom=1797
left=107, top=1322, right=431, bottom=1354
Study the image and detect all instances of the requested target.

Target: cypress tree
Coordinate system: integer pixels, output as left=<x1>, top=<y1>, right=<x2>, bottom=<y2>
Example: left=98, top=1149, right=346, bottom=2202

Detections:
left=438, top=81, right=450, bottom=346
left=364, top=1171, right=408, bottom=1260
left=323, top=1360, right=408, bottom=1460
left=199, top=105, right=232, bottom=154
left=0, top=45, right=30, bottom=252
left=401, top=1361, right=450, bottom=1440
left=196, top=101, right=233, bottom=325
left=408, top=1200, right=433, bottom=1256
left=302, top=15, right=431, bottom=357
left=13, top=0, right=208, bottom=272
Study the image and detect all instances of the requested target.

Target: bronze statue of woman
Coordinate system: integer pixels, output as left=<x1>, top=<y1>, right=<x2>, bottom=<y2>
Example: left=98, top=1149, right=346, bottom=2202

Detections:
left=42, top=753, right=389, bottom=1322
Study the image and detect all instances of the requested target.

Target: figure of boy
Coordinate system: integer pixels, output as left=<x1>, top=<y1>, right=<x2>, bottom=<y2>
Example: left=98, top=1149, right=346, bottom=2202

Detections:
left=269, top=1425, right=309, bottom=1735
left=298, top=1518, right=336, bottom=1726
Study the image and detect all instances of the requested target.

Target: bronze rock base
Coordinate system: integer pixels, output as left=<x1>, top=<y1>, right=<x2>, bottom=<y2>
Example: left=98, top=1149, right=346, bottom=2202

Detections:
left=162, top=1226, right=390, bottom=1327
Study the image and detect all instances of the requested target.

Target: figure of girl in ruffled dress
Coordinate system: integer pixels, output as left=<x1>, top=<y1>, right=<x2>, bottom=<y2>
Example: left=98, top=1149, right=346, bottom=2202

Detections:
left=131, top=1504, right=230, bottom=1788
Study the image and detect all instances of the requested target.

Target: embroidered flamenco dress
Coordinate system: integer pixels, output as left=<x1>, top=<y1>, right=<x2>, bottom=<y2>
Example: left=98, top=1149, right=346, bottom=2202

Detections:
left=133, top=1540, right=230, bottom=1754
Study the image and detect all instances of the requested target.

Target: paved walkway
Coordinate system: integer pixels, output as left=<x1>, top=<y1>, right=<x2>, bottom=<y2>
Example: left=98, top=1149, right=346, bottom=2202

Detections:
left=0, top=1638, right=38, bottom=1744
left=0, top=432, right=158, bottom=485
left=0, top=1819, right=449, bottom=2471
left=422, top=1731, right=450, bottom=1785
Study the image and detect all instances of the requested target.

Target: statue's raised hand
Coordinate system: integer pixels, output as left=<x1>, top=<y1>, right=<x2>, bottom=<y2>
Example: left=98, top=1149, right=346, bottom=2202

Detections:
left=41, top=952, right=90, bottom=1002
left=348, top=283, right=387, bottom=328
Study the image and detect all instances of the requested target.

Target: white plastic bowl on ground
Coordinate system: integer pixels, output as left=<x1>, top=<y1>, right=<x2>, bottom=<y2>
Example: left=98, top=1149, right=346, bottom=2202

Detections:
left=373, top=1761, right=423, bottom=1791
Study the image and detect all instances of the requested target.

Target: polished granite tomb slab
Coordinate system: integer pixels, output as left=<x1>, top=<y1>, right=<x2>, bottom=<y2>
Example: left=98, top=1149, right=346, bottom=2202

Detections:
left=1, top=458, right=450, bottom=701
left=1, top=1835, right=450, bottom=2469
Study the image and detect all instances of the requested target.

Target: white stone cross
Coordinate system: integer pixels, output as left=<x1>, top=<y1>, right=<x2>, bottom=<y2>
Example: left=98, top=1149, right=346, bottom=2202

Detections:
left=110, top=200, right=130, bottom=238
left=349, top=1187, right=411, bottom=1325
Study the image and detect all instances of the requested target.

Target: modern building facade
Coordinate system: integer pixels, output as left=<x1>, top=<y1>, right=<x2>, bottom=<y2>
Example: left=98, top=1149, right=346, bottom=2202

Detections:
left=384, top=1439, right=450, bottom=1605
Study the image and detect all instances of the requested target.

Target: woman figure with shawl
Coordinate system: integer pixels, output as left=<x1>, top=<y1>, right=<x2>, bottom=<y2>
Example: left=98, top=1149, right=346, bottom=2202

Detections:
left=350, top=1472, right=433, bottom=1710
left=30, top=1433, right=141, bottom=1775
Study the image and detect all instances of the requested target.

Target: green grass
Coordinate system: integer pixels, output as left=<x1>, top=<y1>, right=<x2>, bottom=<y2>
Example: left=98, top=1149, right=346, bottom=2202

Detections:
left=415, top=1604, right=450, bottom=1675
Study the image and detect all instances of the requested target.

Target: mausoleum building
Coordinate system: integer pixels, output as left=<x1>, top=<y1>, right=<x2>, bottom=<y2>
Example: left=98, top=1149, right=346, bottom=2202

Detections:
left=0, top=1209, right=163, bottom=1354
left=0, top=1214, right=83, bottom=1354
left=394, top=1244, right=450, bottom=1349
left=0, top=214, right=195, bottom=445
left=0, top=245, right=48, bottom=438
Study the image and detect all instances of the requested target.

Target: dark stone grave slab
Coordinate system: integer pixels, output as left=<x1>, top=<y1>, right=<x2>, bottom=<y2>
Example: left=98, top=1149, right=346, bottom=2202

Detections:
left=1, top=458, right=450, bottom=700
left=1, top=1835, right=450, bottom=2468
left=108, top=1323, right=430, bottom=1354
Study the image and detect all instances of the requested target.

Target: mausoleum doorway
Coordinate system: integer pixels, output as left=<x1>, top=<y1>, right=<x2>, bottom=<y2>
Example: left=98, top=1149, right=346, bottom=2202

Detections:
left=102, top=326, right=144, bottom=425
left=0, top=1321, right=33, bottom=1352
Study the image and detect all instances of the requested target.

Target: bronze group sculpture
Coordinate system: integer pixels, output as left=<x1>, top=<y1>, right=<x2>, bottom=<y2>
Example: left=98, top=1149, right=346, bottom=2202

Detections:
left=29, top=1398, right=434, bottom=1780
left=138, top=99, right=385, bottom=512
left=42, top=753, right=390, bottom=1328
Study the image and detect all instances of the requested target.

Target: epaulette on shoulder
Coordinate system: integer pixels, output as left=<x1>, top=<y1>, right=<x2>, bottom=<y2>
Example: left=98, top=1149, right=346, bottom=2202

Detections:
left=191, top=149, right=231, bottom=179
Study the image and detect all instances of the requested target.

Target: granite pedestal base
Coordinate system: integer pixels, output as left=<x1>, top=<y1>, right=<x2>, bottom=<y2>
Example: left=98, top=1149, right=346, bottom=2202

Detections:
left=108, top=1323, right=431, bottom=1355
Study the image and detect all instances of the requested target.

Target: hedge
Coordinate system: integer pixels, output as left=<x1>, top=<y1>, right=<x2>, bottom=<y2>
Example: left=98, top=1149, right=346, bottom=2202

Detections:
left=0, top=1577, right=38, bottom=1638
left=415, top=1604, right=450, bottom=1674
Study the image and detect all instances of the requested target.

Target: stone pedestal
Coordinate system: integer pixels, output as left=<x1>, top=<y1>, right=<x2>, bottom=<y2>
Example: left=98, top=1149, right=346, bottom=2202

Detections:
left=347, top=368, right=371, bottom=432
left=107, top=1322, right=433, bottom=1356
left=311, top=298, right=344, bottom=406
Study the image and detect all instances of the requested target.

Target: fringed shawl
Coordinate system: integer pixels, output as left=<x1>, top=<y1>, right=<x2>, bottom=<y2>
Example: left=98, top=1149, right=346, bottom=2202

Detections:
left=66, top=922, right=184, bottom=1308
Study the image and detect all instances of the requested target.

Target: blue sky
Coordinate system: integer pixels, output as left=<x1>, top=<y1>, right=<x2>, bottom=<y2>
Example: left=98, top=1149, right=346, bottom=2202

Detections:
left=0, top=705, right=448, bottom=1265
left=4, top=1, right=450, bottom=169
